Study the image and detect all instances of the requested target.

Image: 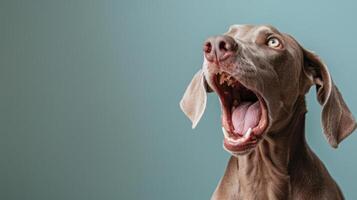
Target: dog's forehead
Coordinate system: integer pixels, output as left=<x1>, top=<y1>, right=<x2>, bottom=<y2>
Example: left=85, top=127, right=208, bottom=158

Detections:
left=225, top=24, right=279, bottom=41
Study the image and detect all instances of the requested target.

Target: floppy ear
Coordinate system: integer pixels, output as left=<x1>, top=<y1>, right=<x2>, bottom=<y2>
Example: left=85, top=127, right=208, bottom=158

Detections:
left=180, top=70, right=211, bottom=129
left=302, top=49, right=356, bottom=148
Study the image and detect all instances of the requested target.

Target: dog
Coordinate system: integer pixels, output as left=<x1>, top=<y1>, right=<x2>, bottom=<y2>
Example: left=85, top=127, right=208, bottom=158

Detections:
left=180, top=24, right=356, bottom=200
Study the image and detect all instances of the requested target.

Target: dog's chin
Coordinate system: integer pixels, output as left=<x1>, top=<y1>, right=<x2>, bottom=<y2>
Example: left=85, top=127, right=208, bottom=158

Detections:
left=223, top=132, right=260, bottom=155
left=224, top=145, right=255, bottom=156
left=211, top=71, right=269, bottom=155
left=222, top=126, right=264, bottom=156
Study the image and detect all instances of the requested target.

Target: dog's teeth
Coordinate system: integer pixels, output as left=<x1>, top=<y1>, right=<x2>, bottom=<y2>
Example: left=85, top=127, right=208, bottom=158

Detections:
left=222, top=127, right=230, bottom=138
left=244, top=128, right=252, bottom=138
left=233, top=100, right=238, bottom=106
left=219, top=74, right=225, bottom=85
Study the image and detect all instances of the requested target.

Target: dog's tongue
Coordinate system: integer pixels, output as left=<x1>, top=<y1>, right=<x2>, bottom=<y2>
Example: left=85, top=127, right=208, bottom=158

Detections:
left=232, top=101, right=261, bottom=134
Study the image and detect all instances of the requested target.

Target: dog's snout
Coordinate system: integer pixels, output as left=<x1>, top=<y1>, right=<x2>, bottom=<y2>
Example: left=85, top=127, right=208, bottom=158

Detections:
left=203, top=36, right=237, bottom=63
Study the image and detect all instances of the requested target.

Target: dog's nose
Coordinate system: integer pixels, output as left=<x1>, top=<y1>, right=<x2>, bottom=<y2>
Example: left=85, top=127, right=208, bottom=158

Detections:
left=203, top=35, right=237, bottom=63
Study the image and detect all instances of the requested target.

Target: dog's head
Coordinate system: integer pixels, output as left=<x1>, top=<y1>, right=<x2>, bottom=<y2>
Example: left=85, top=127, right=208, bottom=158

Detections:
left=180, top=24, right=356, bottom=155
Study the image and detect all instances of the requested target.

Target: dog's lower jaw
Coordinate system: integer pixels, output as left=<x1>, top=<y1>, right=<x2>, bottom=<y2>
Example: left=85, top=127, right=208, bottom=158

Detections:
left=234, top=114, right=304, bottom=200
left=212, top=97, right=344, bottom=200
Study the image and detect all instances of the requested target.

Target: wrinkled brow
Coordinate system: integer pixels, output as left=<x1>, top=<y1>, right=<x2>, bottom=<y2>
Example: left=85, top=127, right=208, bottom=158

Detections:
left=225, top=25, right=281, bottom=42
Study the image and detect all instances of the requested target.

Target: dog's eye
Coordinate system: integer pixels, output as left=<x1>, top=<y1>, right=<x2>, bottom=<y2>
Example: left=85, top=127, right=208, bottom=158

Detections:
left=267, top=37, right=282, bottom=49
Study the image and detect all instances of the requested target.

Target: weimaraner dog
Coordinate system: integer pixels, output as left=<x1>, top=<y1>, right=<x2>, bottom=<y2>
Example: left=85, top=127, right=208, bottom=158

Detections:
left=180, top=24, right=356, bottom=200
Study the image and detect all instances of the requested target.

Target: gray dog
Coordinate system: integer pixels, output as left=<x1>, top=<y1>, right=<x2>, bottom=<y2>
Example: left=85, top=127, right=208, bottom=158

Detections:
left=180, top=25, right=356, bottom=200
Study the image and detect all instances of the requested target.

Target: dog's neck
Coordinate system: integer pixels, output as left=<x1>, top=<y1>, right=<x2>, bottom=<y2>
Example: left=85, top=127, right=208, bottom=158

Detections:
left=236, top=96, right=309, bottom=200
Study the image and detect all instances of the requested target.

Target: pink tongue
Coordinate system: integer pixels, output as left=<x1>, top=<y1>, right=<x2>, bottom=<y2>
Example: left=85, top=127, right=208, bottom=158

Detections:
left=231, top=101, right=261, bottom=135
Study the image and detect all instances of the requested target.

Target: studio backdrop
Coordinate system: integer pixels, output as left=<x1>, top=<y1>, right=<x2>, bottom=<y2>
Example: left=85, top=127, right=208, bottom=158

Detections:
left=1, top=0, right=356, bottom=199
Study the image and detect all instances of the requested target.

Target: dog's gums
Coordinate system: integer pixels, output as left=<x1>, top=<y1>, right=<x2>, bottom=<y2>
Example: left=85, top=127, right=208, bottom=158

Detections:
left=213, top=71, right=268, bottom=153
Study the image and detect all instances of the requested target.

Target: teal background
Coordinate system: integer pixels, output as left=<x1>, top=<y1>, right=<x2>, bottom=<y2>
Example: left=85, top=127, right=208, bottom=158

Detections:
left=1, top=0, right=356, bottom=199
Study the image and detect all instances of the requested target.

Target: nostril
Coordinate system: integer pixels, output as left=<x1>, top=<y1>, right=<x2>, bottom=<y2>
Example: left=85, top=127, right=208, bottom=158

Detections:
left=203, top=42, right=212, bottom=53
left=219, top=41, right=227, bottom=52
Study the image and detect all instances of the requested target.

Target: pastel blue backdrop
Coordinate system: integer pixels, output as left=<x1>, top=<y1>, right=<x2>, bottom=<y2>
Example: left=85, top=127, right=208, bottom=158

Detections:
left=1, top=0, right=356, bottom=199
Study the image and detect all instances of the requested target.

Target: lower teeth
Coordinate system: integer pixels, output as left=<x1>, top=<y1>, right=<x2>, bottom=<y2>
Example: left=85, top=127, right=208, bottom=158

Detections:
left=244, top=128, right=252, bottom=137
left=222, top=127, right=253, bottom=143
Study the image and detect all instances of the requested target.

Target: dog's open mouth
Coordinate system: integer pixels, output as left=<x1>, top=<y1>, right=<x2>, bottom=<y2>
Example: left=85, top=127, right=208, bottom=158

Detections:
left=213, top=72, right=268, bottom=153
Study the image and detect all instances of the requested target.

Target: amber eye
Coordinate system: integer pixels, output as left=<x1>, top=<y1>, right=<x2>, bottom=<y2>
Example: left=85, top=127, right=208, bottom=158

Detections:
left=267, top=37, right=282, bottom=49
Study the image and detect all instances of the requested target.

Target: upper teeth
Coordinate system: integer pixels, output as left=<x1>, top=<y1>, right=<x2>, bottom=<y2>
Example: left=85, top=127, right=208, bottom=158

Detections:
left=233, top=100, right=239, bottom=107
left=218, top=72, right=235, bottom=86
